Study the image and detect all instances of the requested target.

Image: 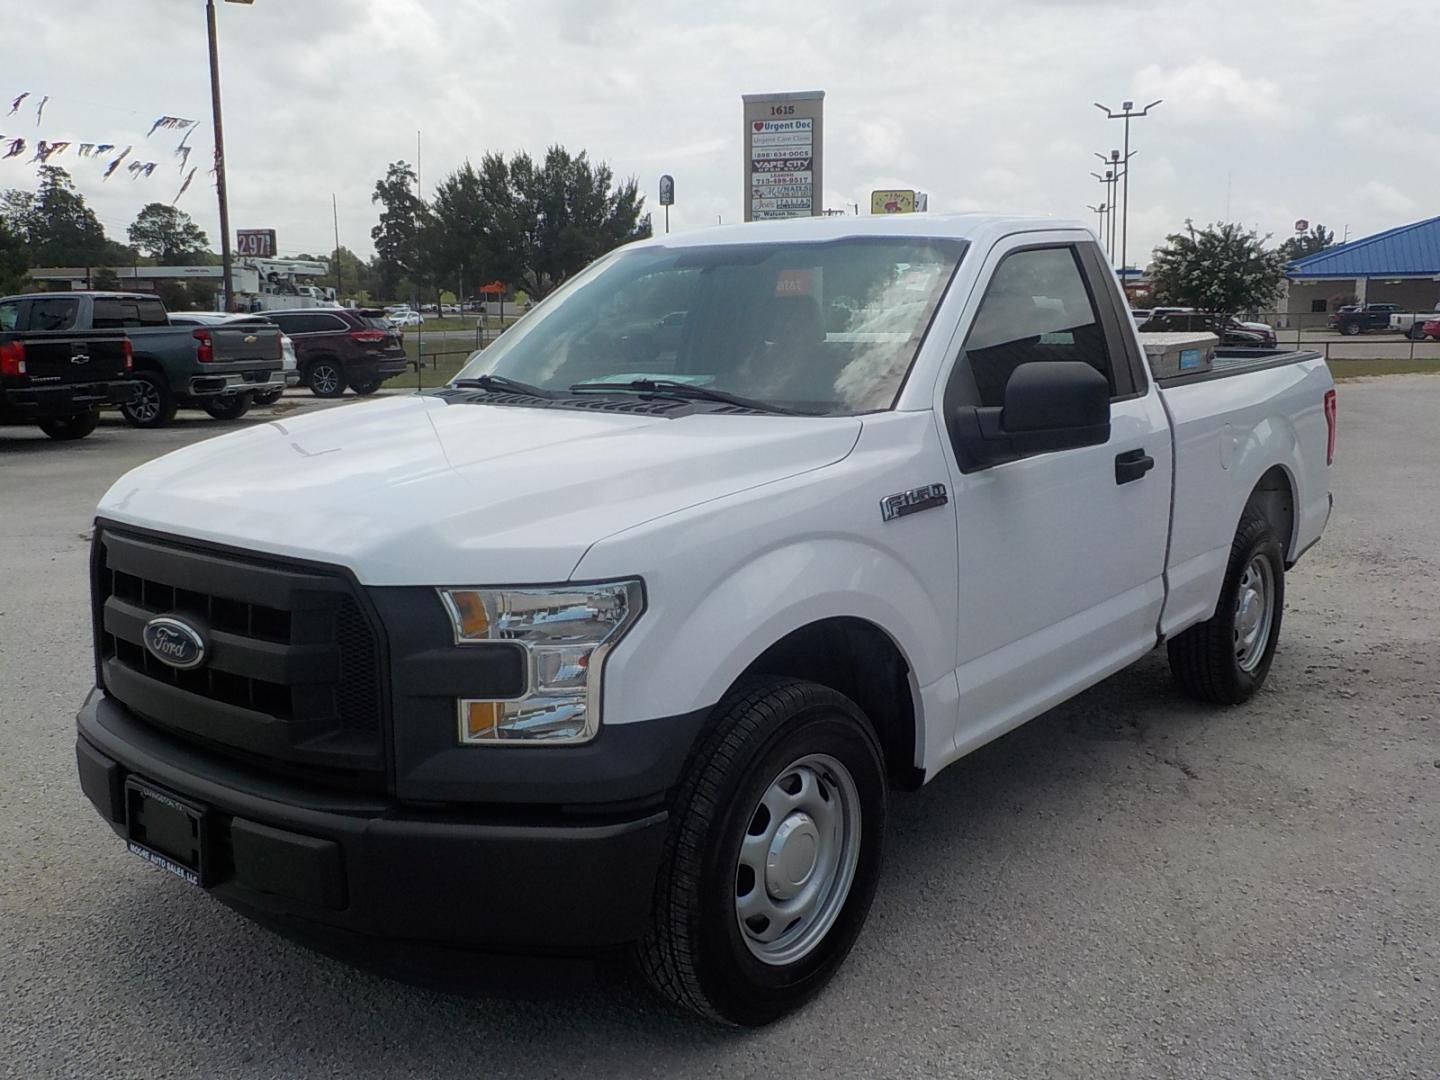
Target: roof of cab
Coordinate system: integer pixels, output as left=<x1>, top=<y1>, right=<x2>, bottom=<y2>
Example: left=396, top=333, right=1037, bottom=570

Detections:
left=629, top=212, right=1087, bottom=250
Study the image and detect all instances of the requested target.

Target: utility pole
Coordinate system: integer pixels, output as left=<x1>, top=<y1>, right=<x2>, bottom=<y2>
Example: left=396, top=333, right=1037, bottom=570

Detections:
left=1086, top=202, right=1108, bottom=243
left=206, top=0, right=234, bottom=309
left=332, top=193, right=342, bottom=301
left=1095, top=98, right=1161, bottom=277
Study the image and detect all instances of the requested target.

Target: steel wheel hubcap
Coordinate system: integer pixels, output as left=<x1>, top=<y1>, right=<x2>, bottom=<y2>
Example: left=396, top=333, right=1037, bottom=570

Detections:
left=735, top=752, right=861, bottom=966
left=1234, top=555, right=1274, bottom=672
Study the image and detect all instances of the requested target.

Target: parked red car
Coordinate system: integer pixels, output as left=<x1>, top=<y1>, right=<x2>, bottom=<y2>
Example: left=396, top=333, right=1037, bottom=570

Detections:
left=1421, top=318, right=1440, bottom=341
left=262, top=308, right=407, bottom=397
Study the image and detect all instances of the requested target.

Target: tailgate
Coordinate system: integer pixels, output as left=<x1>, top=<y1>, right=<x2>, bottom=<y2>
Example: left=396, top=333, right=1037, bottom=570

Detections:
left=208, top=324, right=283, bottom=365
left=15, top=330, right=129, bottom=384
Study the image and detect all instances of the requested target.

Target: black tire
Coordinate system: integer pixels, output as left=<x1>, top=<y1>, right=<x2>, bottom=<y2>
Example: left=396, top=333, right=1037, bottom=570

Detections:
left=38, top=412, right=99, bottom=441
left=202, top=393, right=252, bottom=420
left=636, top=677, right=887, bottom=1026
left=306, top=358, right=347, bottom=398
left=1167, top=507, right=1285, bottom=705
left=1408, top=324, right=1426, bottom=341
left=120, top=370, right=178, bottom=429
left=349, top=376, right=382, bottom=396
left=1342, top=322, right=1361, bottom=336
left=252, top=388, right=284, bottom=406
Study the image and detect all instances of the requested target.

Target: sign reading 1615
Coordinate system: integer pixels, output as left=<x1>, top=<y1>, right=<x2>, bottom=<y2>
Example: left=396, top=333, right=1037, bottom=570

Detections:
left=769, top=104, right=795, bottom=116
left=236, top=229, right=276, bottom=258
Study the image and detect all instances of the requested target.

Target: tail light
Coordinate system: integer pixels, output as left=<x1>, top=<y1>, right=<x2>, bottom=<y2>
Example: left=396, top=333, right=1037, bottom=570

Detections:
left=123, top=339, right=133, bottom=371
left=1324, top=388, right=1337, bottom=466
left=350, top=330, right=387, bottom=343
left=192, top=328, right=213, bottom=363
left=0, top=339, right=25, bottom=376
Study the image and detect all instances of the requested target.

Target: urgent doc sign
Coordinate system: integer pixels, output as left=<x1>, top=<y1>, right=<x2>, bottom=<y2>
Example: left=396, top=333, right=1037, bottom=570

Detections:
left=742, top=91, right=824, bottom=222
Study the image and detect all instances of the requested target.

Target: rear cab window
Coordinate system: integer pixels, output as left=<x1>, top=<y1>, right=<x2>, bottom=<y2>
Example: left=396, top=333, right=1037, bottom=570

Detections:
left=29, top=297, right=80, bottom=331
left=93, top=297, right=169, bottom=328
left=0, top=300, right=19, bottom=332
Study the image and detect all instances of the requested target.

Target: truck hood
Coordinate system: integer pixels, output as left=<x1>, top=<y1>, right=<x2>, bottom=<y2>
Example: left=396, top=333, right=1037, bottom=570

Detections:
left=97, top=393, right=861, bottom=584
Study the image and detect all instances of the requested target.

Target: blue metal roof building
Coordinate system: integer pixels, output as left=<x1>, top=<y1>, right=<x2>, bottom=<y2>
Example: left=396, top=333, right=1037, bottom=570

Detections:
left=1284, top=216, right=1440, bottom=320
left=1287, top=215, right=1440, bottom=278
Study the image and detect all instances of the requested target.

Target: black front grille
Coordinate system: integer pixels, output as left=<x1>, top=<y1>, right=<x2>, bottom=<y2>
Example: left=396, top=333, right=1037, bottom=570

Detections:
left=92, top=526, right=388, bottom=791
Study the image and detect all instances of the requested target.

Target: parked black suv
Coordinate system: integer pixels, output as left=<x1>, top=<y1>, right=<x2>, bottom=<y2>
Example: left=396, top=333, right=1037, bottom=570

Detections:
left=262, top=308, right=407, bottom=397
left=1329, top=303, right=1400, bottom=336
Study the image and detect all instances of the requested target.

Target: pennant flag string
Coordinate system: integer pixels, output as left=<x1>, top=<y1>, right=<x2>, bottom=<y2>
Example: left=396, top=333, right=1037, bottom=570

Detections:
left=103, top=145, right=132, bottom=180
left=8, top=92, right=28, bottom=116
left=34, top=95, right=48, bottom=126
left=147, top=116, right=196, bottom=137
left=78, top=143, right=94, bottom=157
left=173, top=166, right=197, bottom=204
left=4, top=138, right=25, bottom=159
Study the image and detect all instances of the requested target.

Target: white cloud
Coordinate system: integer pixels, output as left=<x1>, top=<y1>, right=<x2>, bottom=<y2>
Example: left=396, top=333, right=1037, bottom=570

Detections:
left=1131, top=60, right=1298, bottom=127
left=1349, top=181, right=1417, bottom=217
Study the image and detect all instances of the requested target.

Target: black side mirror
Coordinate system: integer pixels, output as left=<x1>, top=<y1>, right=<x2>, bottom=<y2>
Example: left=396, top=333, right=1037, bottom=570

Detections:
left=951, top=361, right=1112, bottom=469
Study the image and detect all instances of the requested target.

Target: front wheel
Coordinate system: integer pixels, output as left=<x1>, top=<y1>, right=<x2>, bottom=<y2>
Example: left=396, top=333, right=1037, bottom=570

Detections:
left=120, top=371, right=177, bottom=429
left=202, top=393, right=252, bottom=420
left=636, top=677, right=887, bottom=1026
left=305, top=359, right=346, bottom=398
left=1167, top=507, right=1285, bottom=704
left=1342, top=322, right=1361, bottom=336
left=38, top=412, right=100, bottom=440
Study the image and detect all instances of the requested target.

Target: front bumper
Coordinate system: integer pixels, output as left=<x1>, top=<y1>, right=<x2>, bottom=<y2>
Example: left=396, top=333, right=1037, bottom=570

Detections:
left=2, top=379, right=136, bottom=418
left=76, top=689, right=672, bottom=956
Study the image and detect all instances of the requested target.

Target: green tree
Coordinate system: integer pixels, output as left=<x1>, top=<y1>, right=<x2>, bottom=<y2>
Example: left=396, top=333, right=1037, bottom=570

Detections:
left=127, top=202, right=211, bottom=264
left=370, top=161, right=429, bottom=299
left=1278, top=223, right=1335, bottom=264
left=7, top=167, right=111, bottom=266
left=0, top=217, right=29, bottom=293
left=91, top=266, right=121, bottom=290
left=424, top=146, right=650, bottom=300
left=1149, top=221, right=1285, bottom=314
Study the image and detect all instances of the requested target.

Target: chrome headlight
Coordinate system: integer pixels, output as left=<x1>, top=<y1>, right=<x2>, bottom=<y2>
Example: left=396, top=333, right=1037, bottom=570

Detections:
left=438, top=580, right=643, bottom=745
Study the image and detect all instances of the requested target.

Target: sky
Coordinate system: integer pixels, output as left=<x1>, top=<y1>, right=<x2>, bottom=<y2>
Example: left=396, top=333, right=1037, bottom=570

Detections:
left=5, top=0, right=1434, bottom=271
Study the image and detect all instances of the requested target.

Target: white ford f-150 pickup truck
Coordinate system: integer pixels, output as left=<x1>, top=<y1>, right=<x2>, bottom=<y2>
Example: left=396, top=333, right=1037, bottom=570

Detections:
left=76, top=213, right=1335, bottom=1025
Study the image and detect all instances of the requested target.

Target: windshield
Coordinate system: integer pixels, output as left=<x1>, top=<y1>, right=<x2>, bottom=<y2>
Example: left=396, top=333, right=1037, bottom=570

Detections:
left=453, top=236, right=966, bottom=415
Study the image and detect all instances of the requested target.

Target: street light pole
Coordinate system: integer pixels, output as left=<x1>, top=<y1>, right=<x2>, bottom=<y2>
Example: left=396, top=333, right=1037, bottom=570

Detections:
left=1090, top=170, right=1120, bottom=258
left=1086, top=202, right=1108, bottom=243
left=205, top=0, right=235, bottom=309
left=1095, top=99, right=1161, bottom=279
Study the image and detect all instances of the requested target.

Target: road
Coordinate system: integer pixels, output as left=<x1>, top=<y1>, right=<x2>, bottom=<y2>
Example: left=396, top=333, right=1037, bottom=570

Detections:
left=2, top=379, right=1437, bottom=1079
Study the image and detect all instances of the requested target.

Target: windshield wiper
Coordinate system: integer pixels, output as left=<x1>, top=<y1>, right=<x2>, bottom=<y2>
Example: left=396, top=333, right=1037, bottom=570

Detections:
left=452, top=373, right=561, bottom=398
left=568, top=378, right=814, bottom=416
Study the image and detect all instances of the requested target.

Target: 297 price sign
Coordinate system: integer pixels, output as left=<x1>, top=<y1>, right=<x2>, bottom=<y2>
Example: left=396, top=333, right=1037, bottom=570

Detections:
left=236, top=229, right=276, bottom=258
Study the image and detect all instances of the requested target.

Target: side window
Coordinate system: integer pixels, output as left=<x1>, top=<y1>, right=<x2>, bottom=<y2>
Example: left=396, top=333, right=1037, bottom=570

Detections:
left=135, top=299, right=169, bottom=326
left=29, top=297, right=80, bottom=332
left=0, top=300, right=21, bottom=332
left=961, top=246, right=1118, bottom=407
left=265, top=313, right=298, bottom=334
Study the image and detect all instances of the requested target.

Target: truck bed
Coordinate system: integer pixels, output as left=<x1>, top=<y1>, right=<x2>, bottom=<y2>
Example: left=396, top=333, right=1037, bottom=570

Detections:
left=1155, top=350, right=1332, bottom=638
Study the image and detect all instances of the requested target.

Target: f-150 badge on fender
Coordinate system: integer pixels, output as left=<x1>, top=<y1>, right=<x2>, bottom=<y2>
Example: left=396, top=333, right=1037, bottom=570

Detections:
left=880, top=483, right=948, bottom=522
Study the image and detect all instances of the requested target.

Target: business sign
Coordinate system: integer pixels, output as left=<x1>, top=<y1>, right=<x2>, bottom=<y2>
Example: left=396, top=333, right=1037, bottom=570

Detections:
left=659, top=174, right=674, bottom=206
left=236, top=228, right=276, bottom=258
left=1294, top=218, right=1309, bottom=232
left=871, top=190, right=916, bottom=215
left=742, top=91, right=823, bottom=222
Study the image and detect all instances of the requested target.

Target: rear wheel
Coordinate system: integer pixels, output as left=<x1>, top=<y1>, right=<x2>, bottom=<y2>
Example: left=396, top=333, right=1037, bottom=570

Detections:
left=38, top=412, right=99, bottom=441
left=636, top=677, right=887, bottom=1026
left=1408, top=324, right=1426, bottom=341
left=1342, top=322, right=1361, bottom=336
left=202, top=393, right=252, bottom=420
left=306, top=358, right=346, bottom=398
left=1167, top=507, right=1285, bottom=704
left=120, top=370, right=177, bottom=429
left=349, top=376, right=382, bottom=396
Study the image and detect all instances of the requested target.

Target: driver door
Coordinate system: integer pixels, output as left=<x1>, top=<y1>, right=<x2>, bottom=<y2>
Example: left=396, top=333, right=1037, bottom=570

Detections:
left=938, top=236, right=1172, bottom=755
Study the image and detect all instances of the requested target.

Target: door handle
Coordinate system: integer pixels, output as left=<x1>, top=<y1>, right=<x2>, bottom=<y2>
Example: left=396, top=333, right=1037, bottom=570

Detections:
left=1115, top=448, right=1155, bottom=485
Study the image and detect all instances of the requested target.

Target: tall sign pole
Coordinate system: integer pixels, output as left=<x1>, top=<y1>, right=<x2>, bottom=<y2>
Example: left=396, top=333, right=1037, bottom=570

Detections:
left=742, top=91, right=824, bottom=222
left=1095, top=99, right=1161, bottom=277
left=658, top=174, right=674, bottom=234
left=206, top=0, right=235, bottom=309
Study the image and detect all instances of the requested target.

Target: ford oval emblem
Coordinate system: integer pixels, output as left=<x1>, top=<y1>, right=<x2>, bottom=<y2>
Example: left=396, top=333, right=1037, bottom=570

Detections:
left=142, top=616, right=207, bottom=670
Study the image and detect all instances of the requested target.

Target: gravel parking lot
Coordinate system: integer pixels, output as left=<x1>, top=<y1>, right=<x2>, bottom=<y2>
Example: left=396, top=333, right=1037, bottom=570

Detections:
left=2, top=379, right=1436, bottom=1079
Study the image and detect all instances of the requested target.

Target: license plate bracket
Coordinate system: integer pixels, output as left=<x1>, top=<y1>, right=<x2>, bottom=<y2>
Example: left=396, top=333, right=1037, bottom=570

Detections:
left=124, top=777, right=209, bottom=888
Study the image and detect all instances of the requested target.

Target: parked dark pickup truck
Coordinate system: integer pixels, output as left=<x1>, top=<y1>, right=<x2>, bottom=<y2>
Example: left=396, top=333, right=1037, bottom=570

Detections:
left=1329, top=303, right=1400, bottom=335
left=4, top=292, right=286, bottom=428
left=1, top=294, right=135, bottom=440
